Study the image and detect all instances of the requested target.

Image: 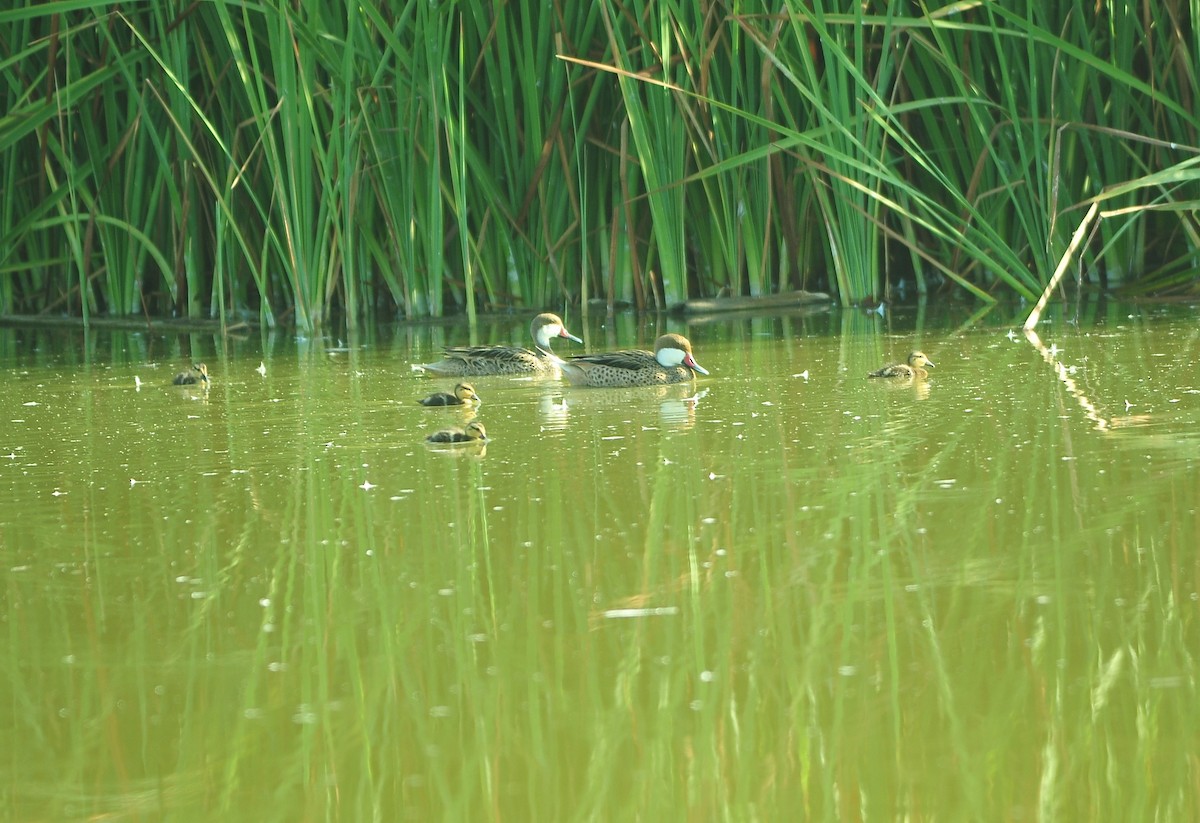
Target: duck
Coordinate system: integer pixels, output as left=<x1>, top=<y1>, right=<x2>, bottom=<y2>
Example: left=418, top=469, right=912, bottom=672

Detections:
left=417, top=313, right=582, bottom=376
left=425, top=421, right=488, bottom=444
left=418, top=382, right=481, bottom=407
left=559, top=333, right=709, bottom=387
left=172, top=363, right=209, bottom=385
left=868, top=351, right=934, bottom=378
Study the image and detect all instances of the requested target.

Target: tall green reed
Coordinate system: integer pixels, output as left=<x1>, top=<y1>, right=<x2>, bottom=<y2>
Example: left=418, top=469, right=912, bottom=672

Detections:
left=785, top=1, right=893, bottom=304
left=598, top=0, right=690, bottom=309
left=1, top=2, right=1198, bottom=326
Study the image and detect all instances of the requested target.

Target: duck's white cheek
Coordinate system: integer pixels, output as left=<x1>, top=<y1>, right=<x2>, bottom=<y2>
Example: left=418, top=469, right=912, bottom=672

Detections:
left=657, top=349, right=685, bottom=368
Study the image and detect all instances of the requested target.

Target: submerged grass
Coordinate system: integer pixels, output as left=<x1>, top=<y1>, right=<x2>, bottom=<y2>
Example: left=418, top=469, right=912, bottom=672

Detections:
left=3, top=317, right=1200, bottom=818
left=1, top=2, right=1198, bottom=327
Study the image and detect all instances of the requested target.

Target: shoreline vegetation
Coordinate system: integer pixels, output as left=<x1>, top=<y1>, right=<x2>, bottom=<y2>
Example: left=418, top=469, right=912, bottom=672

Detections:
left=0, top=288, right=833, bottom=331
left=2, top=3, right=1197, bottom=332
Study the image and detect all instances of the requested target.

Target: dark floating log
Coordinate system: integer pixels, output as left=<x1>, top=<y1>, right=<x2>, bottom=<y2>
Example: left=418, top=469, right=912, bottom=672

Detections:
left=0, top=314, right=255, bottom=333
left=668, top=290, right=832, bottom=315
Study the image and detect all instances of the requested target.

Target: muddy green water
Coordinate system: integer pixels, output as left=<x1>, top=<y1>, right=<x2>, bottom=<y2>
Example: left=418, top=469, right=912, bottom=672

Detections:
left=2, top=303, right=1199, bottom=821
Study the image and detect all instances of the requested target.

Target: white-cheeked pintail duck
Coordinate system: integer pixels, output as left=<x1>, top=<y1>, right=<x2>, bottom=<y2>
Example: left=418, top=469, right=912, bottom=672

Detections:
left=559, top=333, right=709, bottom=387
left=417, top=313, right=581, bottom=376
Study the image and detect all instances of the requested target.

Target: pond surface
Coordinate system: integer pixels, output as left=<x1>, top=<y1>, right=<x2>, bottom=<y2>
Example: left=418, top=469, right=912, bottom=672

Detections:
left=2, top=302, right=1199, bottom=821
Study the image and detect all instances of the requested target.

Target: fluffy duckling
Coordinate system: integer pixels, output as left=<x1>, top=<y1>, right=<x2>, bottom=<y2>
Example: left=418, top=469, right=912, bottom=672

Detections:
left=868, top=351, right=934, bottom=378
left=418, top=382, right=481, bottom=407
left=172, top=363, right=210, bottom=385
left=425, top=421, right=488, bottom=444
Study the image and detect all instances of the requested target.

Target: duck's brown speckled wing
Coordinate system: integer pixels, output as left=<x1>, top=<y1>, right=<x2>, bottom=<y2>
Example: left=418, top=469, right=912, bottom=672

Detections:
left=420, top=343, right=555, bottom=376
left=566, top=349, right=655, bottom=371
left=441, top=345, right=536, bottom=363
left=868, top=363, right=913, bottom=378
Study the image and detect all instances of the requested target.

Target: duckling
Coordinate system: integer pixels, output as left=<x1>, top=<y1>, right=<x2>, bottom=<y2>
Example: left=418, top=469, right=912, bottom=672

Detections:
left=868, top=351, right=934, bottom=378
left=418, top=382, right=481, bottom=407
left=172, top=363, right=210, bottom=385
left=425, top=421, right=488, bottom=444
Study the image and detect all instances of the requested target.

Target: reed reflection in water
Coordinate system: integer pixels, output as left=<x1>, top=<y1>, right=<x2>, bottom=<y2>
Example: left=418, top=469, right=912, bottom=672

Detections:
left=1, top=308, right=1198, bottom=820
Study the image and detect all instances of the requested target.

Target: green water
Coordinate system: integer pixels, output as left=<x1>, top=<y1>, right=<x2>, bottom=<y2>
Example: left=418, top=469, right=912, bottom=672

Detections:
left=2, top=304, right=1198, bottom=821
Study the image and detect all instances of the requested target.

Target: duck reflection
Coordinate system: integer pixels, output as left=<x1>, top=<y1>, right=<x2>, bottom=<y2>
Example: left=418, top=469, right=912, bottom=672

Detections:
left=551, top=384, right=706, bottom=430
left=537, top=393, right=571, bottom=430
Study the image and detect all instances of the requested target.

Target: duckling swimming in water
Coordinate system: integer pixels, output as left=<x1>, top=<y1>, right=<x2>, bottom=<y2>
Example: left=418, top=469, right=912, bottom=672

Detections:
left=172, top=363, right=209, bottom=385
left=425, top=421, right=488, bottom=444
left=868, top=351, right=934, bottom=378
left=418, top=382, right=481, bottom=407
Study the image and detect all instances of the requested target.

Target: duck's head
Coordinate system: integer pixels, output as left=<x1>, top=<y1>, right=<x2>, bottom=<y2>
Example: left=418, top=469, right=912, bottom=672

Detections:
left=193, top=363, right=210, bottom=383
left=654, top=333, right=709, bottom=375
left=907, top=351, right=934, bottom=369
left=464, top=421, right=488, bottom=442
left=532, top=313, right=583, bottom=350
left=455, top=382, right=481, bottom=404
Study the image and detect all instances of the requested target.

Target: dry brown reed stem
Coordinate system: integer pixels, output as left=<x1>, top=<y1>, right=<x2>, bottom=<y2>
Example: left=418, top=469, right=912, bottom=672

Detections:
left=1023, top=201, right=1099, bottom=331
